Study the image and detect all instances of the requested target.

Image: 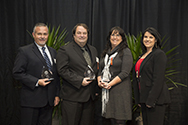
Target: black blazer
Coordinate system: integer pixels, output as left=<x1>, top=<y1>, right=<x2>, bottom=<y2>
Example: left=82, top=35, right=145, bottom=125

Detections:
left=56, top=41, right=98, bottom=102
left=13, top=43, right=60, bottom=107
left=133, top=48, right=170, bottom=107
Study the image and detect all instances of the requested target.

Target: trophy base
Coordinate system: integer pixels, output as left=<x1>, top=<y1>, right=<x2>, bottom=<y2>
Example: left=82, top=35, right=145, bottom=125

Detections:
left=87, top=78, right=95, bottom=81
left=45, top=78, right=54, bottom=82
left=101, top=80, right=110, bottom=83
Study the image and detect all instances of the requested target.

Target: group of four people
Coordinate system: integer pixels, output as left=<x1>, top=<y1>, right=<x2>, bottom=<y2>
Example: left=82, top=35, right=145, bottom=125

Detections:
left=13, top=22, right=170, bottom=125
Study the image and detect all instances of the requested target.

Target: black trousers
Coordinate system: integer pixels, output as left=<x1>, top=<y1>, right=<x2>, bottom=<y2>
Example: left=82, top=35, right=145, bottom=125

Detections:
left=141, top=104, right=166, bottom=125
left=61, top=98, right=94, bottom=125
left=21, top=104, right=53, bottom=125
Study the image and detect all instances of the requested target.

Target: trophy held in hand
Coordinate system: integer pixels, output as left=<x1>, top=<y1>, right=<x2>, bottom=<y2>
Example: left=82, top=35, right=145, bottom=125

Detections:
left=41, top=66, right=54, bottom=82
left=84, top=65, right=95, bottom=81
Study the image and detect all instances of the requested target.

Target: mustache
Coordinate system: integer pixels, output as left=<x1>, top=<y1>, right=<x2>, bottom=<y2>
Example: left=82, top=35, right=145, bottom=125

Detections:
left=39, top=38, right=47, bottom=41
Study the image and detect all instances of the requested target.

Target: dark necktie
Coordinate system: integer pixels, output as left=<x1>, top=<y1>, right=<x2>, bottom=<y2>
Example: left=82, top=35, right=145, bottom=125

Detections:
left=81, top=47, right=92, bottom=66
left=42, top=47, right=52, bottom=71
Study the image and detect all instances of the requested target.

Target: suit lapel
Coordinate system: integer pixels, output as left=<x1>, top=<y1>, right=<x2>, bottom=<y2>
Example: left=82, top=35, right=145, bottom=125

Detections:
left=32, top=43, right=47, bottom=67
left=72, top=42, right=87, bottom=64
left=72, top=41, right=96, bottom=67
left=140, top=51, right=153, bottom=72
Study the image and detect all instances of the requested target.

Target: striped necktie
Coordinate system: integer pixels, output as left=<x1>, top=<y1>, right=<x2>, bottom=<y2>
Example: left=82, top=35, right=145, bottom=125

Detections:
left=42, top=47, right=52, bottom=71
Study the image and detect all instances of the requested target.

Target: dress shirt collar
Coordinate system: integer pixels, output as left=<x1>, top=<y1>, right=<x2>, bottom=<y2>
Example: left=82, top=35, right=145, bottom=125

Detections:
left=34, top=41, right=47, bottom=50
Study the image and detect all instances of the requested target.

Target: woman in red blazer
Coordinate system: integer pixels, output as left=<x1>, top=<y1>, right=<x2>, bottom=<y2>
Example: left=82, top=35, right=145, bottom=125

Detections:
left=133, top=27, right=170, bottom=125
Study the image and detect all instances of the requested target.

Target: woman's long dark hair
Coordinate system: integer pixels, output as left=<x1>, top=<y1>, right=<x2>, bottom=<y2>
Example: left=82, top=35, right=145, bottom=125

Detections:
left=141, top=27, right=162, bottom=53
left=101, top=26, right=128, bottom=58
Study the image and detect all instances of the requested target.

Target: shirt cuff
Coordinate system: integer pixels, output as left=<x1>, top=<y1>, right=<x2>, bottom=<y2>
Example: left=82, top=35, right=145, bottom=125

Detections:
left=36, top=80, right=39, bottom=86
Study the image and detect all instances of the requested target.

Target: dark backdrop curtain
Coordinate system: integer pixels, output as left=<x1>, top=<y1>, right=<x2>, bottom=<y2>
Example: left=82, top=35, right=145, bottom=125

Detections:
left=0, top=0, right=188, bottom=124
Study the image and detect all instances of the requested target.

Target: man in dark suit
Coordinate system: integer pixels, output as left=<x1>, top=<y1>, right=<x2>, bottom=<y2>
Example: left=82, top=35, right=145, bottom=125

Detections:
left=56, top=23, right=98, bottom=125
left=13, top=23, right=60, bottom=125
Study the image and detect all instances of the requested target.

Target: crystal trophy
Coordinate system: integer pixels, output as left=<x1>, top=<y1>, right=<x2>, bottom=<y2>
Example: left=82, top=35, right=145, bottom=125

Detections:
left=41, top=66, right=54, bottom=81
left=84, top=65, right=95, bottom=81
left=101, top=66, right=111, bottom=83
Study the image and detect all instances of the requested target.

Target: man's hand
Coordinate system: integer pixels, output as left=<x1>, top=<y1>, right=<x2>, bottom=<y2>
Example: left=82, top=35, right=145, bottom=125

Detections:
left=54, top=96, right=60, bottom=106
left=82, top=77, right=92, bottom=86
left=146, top=105, right=152, bottom=108
left=38, top=78, right=51, bottom=86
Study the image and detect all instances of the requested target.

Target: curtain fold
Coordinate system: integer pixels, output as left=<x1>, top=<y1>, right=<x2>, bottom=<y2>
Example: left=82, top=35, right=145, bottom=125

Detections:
left=0, top=0, right=187, bottom=124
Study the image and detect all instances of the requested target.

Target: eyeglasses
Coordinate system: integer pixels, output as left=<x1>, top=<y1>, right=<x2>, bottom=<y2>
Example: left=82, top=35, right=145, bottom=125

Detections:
left=111, top=34, right=121, bottom=37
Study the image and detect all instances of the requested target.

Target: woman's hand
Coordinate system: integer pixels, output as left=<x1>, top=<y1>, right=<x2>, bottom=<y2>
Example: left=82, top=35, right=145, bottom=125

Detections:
left=97, top=76, right=111, bottom=89
left=101, top=82, right=111, bottom=89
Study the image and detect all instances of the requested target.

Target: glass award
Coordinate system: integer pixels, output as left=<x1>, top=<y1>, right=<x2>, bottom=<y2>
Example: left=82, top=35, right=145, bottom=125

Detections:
left=41, top=66, right=54, bottom=81
left=84, top=65, right=95, bottom=81
left=101, top=66, right=111, bottom=83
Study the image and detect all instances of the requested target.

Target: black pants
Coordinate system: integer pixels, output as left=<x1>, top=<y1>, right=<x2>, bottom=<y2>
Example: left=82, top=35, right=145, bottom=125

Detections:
left=21, top=104, right=53, bottom=125
left=141, top=104, right=166, bottom=125
left=61, top=98, right=94, bottom=125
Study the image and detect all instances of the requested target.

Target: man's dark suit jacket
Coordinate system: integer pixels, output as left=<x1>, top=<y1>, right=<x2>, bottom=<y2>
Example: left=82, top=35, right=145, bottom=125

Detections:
left=56, top=41, right=98, bottom=102
left=13, top=43, right=60, bottom=107
left=133, top=48, right=170, bottom=107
